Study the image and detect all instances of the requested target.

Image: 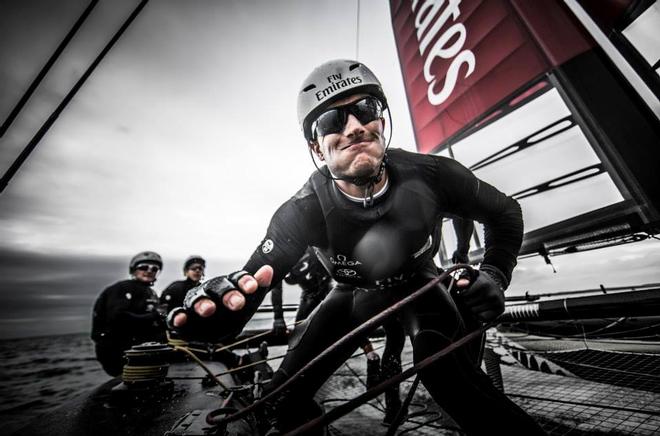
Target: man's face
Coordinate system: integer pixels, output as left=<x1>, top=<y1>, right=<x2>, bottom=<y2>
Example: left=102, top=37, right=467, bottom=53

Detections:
left=311, top=93, right=386, bottom=180
left=133, top=263, right=160, bottom=283
left=185, top=264, right=204, bottom=282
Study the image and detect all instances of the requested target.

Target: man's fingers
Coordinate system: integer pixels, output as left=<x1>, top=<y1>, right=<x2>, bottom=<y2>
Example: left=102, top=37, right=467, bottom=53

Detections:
left=173, top=312, right=187, bottom=327
left=254, top=264, right=274, bottom=287
left=222, top=290, right=246, bottom=311
left=456, top=278, right=470, bottom=288
left=475, top=310, right=500, bottom=323
left=194, top=298, right=217, bottom=317
left=238, top=265, right=274, bottom=294
left=459, top=285, right=481, bottom=300
left=469, top=303, right=497, bottom=314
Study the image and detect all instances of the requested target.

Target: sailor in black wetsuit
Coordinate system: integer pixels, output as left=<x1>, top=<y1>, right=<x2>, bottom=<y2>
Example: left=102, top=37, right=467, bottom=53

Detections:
left=161, top=255, right=206, bottom=313
left=170, top=60, right=546, bottom=435
left=91, top=251, right=166, bottom=376
left=269, top=248, right=331, bottom=335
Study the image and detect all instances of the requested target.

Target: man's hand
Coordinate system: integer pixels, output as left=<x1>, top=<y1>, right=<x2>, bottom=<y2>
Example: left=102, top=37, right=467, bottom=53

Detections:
left=172, top=265, right=273, bottom=328
left=454, top=266, right=506, bottom=323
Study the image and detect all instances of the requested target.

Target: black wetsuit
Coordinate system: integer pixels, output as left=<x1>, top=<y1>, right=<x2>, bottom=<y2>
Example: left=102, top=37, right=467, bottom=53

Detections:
left=161, top=278, right=200, bottom=313
left=233, top=148, right=542, bottom=434
left=91, top=279, right=165, bottom=376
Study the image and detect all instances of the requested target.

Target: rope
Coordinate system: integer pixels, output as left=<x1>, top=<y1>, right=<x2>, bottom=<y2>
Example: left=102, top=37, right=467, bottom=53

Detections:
left=0, top=0, right=99, bottom=137
left=211, top=265, right=470, bottom=426
left=0, top=0, right=150, bottom=194
left=284, top=323, right=493, bottom=436
left=172, top=345, right=230, bottom=391
left=384, top=375, right=421, bottom=436
left=121, top=364, right=168, bottom=383
left=213, top=354, right=287, bottom=377
left=213, top=320, right=304, bottom=353
left=171, top=344, right=386, bottom=382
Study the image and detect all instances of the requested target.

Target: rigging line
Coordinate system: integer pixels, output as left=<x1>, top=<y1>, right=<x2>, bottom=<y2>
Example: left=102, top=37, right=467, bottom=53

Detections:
left=398, top=417, right=449, bottom=436
left=385, top=375, right=421, bottom=436
left=213, top=319, right=304, bottom=353
left=284, top=323, right=493, bottom=436
left=0, top=0, right=150, bottom=195
left=212, top=265, right=469, bottom=426
left=319, top=399, right=451, bottom=431
left=0, top=0, right=99, bottom=138
left=342, top=360, right=386, bottom=411
left=507, top=320, right=660, bottom=340
left=211, top=342, right=385, bottom=380
left=172, top=345, right=230, bottom=391
left=355, top=0, right=360, bottom=61
left=212, top=353, right=287, bottom=377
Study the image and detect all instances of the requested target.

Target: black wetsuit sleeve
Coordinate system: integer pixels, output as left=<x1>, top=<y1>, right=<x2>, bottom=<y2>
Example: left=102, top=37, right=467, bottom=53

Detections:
left=243, top=190, right=324, bottom=286
left=226, top=189, right=324, bottom=334
left=433, top=157, right=523, bottom=285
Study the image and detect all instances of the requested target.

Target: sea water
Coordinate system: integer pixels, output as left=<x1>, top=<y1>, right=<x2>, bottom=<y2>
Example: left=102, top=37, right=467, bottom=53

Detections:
left=0, top=333, right=107, bottom=434
left=0, top=312, right=283, bottom=435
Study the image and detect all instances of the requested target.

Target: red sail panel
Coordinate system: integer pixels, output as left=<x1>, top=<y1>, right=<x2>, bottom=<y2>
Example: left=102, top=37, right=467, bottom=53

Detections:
left=390, top=0, right=593, bottom=154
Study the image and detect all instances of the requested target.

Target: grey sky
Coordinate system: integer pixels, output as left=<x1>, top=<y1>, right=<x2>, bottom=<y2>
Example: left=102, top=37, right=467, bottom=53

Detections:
left=0, top=0, right=416, bottom=260
left=1, top=0, right=658, bottom=339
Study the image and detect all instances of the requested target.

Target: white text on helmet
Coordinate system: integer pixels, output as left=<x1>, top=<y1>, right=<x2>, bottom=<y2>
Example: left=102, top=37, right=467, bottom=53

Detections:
left=413, top=0, right=476, bottom=106
left=315, top=73, right=363, bottom=102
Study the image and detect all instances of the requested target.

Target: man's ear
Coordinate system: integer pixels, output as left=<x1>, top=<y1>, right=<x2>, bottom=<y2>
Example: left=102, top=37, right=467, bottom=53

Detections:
left=309, top=141, right=324, bottom=161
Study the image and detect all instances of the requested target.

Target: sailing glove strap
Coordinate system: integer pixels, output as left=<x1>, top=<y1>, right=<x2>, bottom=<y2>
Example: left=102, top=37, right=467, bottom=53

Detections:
left=166, top=271, right=252, bottom=342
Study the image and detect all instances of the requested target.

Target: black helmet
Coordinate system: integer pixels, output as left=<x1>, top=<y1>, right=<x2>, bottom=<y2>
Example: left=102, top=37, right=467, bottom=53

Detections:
left=297, top=59, right=388, bottom=143
left=129, top=251, right=163, bottom=273
left=183, top=255, right=206, bottom=272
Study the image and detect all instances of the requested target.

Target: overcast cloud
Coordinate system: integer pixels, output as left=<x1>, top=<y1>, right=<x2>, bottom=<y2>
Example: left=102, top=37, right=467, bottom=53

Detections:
left=1, top=0, right=658, bottom=339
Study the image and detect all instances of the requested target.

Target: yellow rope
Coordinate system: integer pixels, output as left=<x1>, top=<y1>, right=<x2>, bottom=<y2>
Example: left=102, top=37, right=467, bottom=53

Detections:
left=172, top=345, right=230, bottom=391
left=213, top=320, right=304, bottom=353
left=122, top=364, right=169, bottom=383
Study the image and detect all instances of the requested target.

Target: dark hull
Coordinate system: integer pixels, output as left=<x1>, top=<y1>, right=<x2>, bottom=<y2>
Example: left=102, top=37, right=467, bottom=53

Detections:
left=10, top=359, right=257, bottom=436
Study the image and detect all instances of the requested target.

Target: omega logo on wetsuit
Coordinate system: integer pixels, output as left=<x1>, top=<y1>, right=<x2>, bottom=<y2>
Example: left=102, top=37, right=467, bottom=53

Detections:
left=329, top=254, right=362, bottom=266
left=336, top=269, right=358, bottom=277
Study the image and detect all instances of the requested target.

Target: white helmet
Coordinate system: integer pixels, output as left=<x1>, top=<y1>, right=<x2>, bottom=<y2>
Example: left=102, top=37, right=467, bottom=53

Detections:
left=297, top=59, right=387, bottom=143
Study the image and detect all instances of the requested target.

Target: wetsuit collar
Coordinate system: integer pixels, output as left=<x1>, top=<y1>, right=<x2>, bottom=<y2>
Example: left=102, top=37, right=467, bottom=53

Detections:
left=335, top=175, right=390, bottom=203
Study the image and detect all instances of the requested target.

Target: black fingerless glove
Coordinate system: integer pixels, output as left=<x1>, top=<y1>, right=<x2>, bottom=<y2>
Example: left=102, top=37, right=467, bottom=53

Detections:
left=166, top=271, right=262, bottom=343
left=451, top=250, right=469, bottom=265
left=479, top=264, right=508, bottom=291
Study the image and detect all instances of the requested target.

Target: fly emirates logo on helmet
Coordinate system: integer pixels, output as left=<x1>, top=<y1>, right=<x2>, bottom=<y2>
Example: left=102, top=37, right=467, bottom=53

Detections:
left=315, top=73, right=363, bottom=102
left=413, top=0, right=475, bottom=106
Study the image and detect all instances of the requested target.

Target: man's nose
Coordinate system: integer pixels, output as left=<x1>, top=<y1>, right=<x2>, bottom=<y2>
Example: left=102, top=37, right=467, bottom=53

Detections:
left=342, top=113, right=366, bottom=137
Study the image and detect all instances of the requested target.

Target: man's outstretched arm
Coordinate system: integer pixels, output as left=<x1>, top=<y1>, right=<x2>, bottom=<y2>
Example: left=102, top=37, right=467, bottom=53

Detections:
left=170, top=186, right=324, bottom=342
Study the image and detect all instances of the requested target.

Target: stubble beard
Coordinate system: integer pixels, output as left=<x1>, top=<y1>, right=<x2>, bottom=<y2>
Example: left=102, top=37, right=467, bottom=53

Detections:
left=331, top=134, right=385, bottom=180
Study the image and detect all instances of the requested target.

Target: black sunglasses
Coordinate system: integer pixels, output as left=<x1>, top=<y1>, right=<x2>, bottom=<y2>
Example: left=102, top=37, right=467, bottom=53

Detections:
left=188, top=265, right=204, bottom=272
left=135, top=263, right=160, bottom=273
left=313, top=96, right=383, bottom=138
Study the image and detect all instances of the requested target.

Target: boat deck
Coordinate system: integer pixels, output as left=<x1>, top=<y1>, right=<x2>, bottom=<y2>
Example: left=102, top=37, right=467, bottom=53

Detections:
left=315, top=340, right=660, bottom=435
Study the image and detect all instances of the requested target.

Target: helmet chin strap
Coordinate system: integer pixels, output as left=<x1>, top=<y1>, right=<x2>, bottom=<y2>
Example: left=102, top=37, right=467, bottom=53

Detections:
left=308, top=108, right=393, bottom=208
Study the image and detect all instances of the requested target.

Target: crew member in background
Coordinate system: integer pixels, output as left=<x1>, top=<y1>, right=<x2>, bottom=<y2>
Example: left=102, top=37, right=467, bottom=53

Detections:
left=161, top=255, right=206, bottom=313
left=91, top=251, right=166, bottom=376
left=449, top=217, right=474, bottom=265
